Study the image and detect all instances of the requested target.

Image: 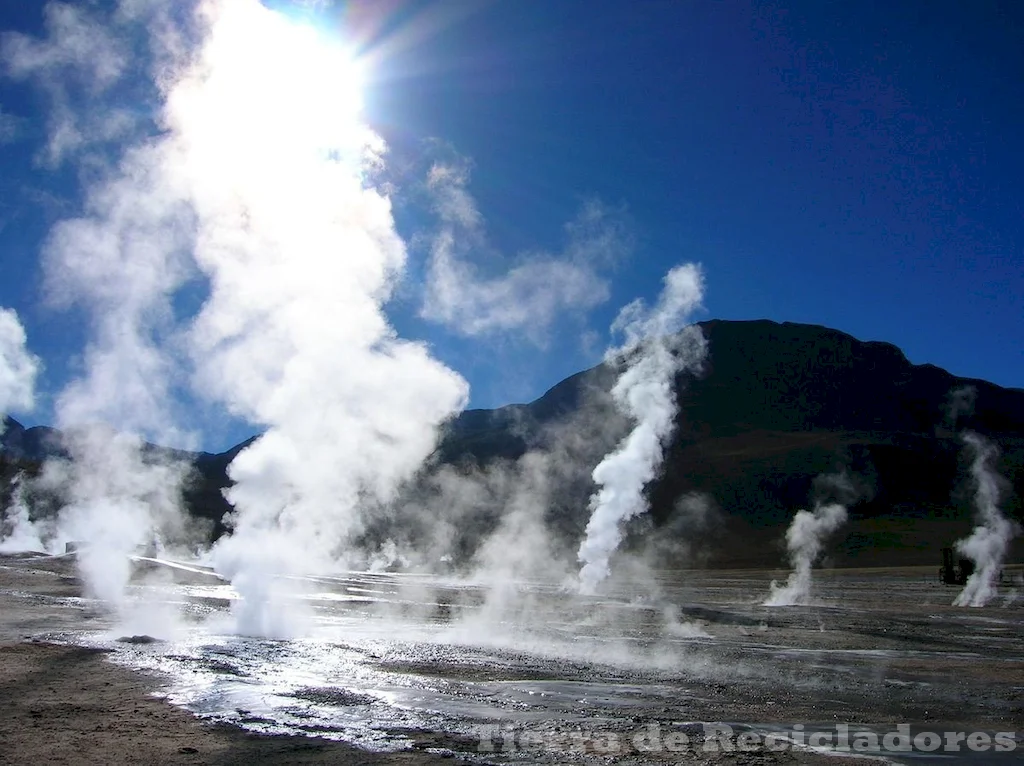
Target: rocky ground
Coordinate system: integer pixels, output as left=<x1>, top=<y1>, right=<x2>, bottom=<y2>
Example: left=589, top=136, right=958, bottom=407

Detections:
left=0, top=553, right=1021, bottom=765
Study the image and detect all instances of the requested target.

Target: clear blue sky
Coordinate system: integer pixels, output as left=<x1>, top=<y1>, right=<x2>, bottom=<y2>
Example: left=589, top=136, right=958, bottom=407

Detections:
left=1, top=1, right=1022, bottom=451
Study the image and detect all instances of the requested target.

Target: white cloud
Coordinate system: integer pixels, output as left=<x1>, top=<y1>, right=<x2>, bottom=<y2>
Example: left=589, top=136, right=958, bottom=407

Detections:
left=421, top=160, right=628, bottom=345
left=1, top=2, right=133, bottom=166
left=0, top=106, right=22, bottom=144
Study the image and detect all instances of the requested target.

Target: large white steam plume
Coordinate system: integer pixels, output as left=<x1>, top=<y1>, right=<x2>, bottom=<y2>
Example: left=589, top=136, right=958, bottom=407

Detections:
left=1, top=3, right=199, bottom=610
left=764, top=502, right=847, bottom=606
left=22, top=0, right=196, bottom=610
left=162, top=1, right=468, bottom=635
left=6, top=0, right=470, bottom=632
left=576, top=264, right=706, bottom=595
left=953, top=432, right=1019, bottom=607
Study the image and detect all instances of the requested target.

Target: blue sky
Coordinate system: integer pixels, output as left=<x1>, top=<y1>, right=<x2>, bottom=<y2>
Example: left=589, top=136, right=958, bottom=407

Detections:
left=1, top=0, right=1022, bottom=451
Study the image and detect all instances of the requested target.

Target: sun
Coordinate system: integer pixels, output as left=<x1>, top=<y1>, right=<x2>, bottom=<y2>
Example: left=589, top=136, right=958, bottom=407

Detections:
left=159, top=0, right=384, bottom=282
left=182, top=0, right=368, bottom=163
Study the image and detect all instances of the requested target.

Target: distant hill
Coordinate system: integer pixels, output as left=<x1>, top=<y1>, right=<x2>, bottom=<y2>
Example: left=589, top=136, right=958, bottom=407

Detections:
left=430, top=320, right=1024, bottom=567
left=0, top=417, right=67, bottom=462
left=3, top=320, right=1023, bottom=568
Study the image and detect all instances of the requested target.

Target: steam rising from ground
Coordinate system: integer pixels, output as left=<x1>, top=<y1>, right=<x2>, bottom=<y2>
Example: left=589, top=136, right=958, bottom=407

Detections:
left=5, top=1, right=678, bottom=637
left=9, top=0, right=196, bottom=608
left=577, top=264, right=706, bottom=594
left=764, top=502, right=847, bottom=606
left=953, top=432, right=1020, bottom=607
left=2, top=0, right=467, bottom=629
left=764, top=472, right=859, bottom=607
left=0, top=477, right=43, bottom=553
left=48, top=432, right=191, bottom=607
left=163, top=0, right=468, bottom=636
left=943, top=387, right=1019, bottom=607
left=0, top=308, right=41, bottom=552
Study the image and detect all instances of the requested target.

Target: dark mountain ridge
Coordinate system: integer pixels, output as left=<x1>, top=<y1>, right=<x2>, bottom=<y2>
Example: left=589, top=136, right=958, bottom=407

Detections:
left=429, top=320, right=1024, bottom=567
left=3, top=319, right=1023, bottom=567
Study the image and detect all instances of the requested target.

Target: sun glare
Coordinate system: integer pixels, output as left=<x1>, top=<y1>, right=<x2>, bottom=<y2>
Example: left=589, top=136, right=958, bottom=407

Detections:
left=165, top=0, right=378, bottom=227
left=186, top=0, right=367, bottom=161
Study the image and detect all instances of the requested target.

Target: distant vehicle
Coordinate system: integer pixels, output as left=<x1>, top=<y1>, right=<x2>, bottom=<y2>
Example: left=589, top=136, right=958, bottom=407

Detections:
left=939, top=547, right=975, bottom=585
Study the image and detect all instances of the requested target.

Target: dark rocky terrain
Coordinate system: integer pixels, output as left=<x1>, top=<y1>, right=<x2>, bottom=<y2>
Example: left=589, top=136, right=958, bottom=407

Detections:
left=431, top=320, right=1024, bottom=568
left=3, top=319, right=1023, bottom=568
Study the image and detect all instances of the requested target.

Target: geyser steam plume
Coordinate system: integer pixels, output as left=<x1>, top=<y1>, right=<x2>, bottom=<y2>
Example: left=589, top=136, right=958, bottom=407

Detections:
left=577, top=264, right=706, bottom=595
left=953, top=432, right=1020, bottom=607
left=167, top=1, right=468, bottom=635
left=764, top=502, right=847, bottom=606
left=37, top=128, right=195, bottom=607
left=8, top=1, right=467, bottom=628
left=4, top=1, right=198, bottom=609
left=0, top=307, right=40, bottom=553
left=0, top=477, right=43, bottom=554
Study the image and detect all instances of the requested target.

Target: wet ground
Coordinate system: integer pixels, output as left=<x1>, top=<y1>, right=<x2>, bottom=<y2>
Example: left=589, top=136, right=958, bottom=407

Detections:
left=1, top=553, right=1021, bottom=764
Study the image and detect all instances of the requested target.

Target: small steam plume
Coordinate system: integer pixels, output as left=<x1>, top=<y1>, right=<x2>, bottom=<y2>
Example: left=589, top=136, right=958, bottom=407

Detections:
left=0, top=477, right=44, bottom=554
left=0, top=307, right=42, bottom=553
left=952, top=432, right=1020, bottom=607
left=942, top=386, right=1020, bottom=607
left=577, top=264, right=706, bottom=595
left=765, top=472, right=857, bottom=606
left=47, top=431, right=191, bottom=606
left=465, top=450, right=581, bottom=619
left=764, top=503, right=847, bottom=606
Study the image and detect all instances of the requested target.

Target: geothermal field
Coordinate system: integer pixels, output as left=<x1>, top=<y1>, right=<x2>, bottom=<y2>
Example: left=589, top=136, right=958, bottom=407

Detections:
left=1, top=1, right=1023, bottom=764
left=1, top=550, right=1022, bottom=764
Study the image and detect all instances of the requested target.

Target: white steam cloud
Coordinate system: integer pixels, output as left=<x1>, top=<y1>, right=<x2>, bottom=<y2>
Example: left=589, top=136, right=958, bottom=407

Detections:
left=47, top=430, right=190, bottom=605
left=4, top=1, right=724, bottom=643
left=577, top=264, right=706, bottom=595
left=8, top=0, right=471, bottom=632
left=0, top=307, right=39, bottom=424
left=2, top=1, right=197, bottom=608
left=0, top=308, right=41, bottom=553
left=0, top=477, right=45, bottom=554
left=764, top=502, right=847, bottom=606
left=43, top=141, right=194, bottom=442
left=953, top=432, right=1020, bottom=607
left=162, top=1, right=468, bottom=636
left=0, top=105, right=21, bottom=144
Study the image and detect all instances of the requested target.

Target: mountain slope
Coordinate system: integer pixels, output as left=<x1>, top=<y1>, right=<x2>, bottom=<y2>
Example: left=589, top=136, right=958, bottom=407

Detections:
left=3, top=320, right=1023, bottom=568
left=434, top=320, right=1024, bottom=566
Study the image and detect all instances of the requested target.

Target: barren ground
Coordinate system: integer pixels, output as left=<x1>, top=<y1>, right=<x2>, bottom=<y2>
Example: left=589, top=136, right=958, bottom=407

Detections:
left=0, top=553, right=1021, bottom=765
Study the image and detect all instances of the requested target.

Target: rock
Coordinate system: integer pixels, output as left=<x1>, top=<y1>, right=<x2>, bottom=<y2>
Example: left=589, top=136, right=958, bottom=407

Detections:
left=116, top=635, right=163, bottom=645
